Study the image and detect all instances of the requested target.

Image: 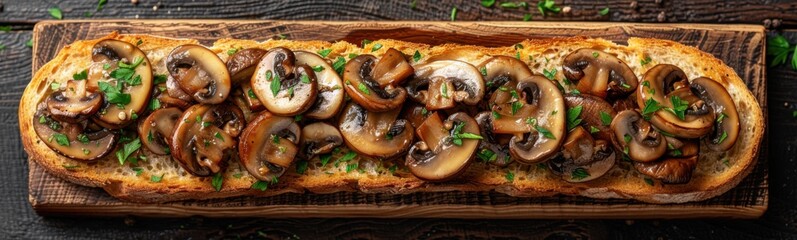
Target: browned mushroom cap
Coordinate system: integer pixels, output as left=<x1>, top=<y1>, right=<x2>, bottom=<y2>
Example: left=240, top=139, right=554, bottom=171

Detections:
left=637, top=64, right=714, bottom=138
left=611, top=110, right=667, bottom=162
left=238, top=82, right=265, bottom=112
left=370, top=48, right=414, bottom=87
left=46, top=80, right=103, bottom=123
left=226, top=48, right=267, bottom=85
left=474, top=112, right=511, bottom=166
left=166, top=44, right=232, bottom=104
left=562, top=49, right=638, bottom=100
left=564, top=94, right=616, bottom=141
left=481, top=76, right=565, bottom=164
left=403, top=103, right=430, bottom=130
left=295, top=51, right=344, bottom=119
left=479, top=56, right=532, bottom=93
left=299, top=122, right=343, bottom=160
left=239, top=111, right=301, bottom=181
left=138, top=107, right=182, bottom=155
left=33, top=112, right=117, bottom=161
left=549, top=127, right=616, bottom=183
left=634, top=154, right=698, bottom=184
left=690, top=77, right=739, bottom=151
left=406, top=112, right=480, bottom=181
left=89, top=39, right=153, bottom=129
left=407, top=60, right=484, bottom=110
left=252, top=47, right=319, bottom=116
left=165, top=74, right=193, bottom=103
left=339, top=102, right=414, bottom=158
left=170, top=104, right=244, bottom=177
left=343, top=55, right=408, bottom=112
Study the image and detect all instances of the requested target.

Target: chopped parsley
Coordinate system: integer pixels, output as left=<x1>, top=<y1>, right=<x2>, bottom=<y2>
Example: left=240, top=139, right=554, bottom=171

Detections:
left=543, top=68, right=557, bottom=80
left=116, top=138, right=141, bottom=165
left=73, top=69, right=88, bottom=80
left=312, top=65, right=325, bottom=72
left=537, top=0, right=561, bottom=16
left=150, top=174, right=164, bottom=183
left=357, top=82, right=371, bottom=95
left=572, top=168, right=590, bottom=180
left=300, top=74, right=311, bottom=84
left=98, top=79, right=131, bottom=106
left=624, top=134, right=632, bottom=143
left=214, top=132, right=224, bottom=141
left=481, top=0, right=496, bottom=7
left=477, top=148, right=497, bottom=162
left=76, top=134, right=89, bottom=144
left=317, top=48, right=332, bottom=58
left=361, top=39, right=372, bottom=47
left=480, top=66, right=488, bottom=76
left=48, top=7, right=63, bottom=19
left=413, top=50, right=422, bottom=62
left=666, top=95, right=689, bottom=120
left=644, top=178, right=655, bottom=186
left=332, top=57, right=346, bottom=75
left=247, top=89, right=257, bottom=99
left=269, top=71, right=281, bottom=97
left=450, top=6, right=457, bottom=21
left=296, top=160, right=308, bottom=174
left=716, top=112, right=728, bottom=124
left=717, top=131, right=728, bottom=144
left=227, top=48, right=239, bottom=56
left=153, top=74, right=168, bottom=84
left=50, top=82, right=60, bottom=90
left=440, top=83, right=449, bottom=98
left=640, top=56, right=652, bottom=66
left=599, top=111, right=612, bottom=126
left=599, top=7, right=610, bottom=16
left=592, top=52, right=599, bottom=58
left=148, top=98, right=161, bottom=111
left=450, top=122, right=483, bottom=146
left=511, top=101, right=523, bottom=115
left=536, top=125, right=556, bottom=139
left=62, top=164, right=79, bottom=170
left=211, top=172, right=223, bottom=192
left=589, top=126, right=600, bottom=134
left=566, top=105, right=583, bottom=131
left=640, top=98, right=663, bottom=120
left=505, top=171, right=514, bottom=182
left=371, top=43, right=383, bottom=52
left=319, top=154, right=332, bottom=167
left=52, top=133, right=70, bottom=146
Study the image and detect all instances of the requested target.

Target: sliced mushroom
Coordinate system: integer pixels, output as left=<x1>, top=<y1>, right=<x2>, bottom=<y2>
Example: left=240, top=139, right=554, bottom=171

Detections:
left=406, top=112, right=479, bottom=181
left=299, top=122, right=343, bottom=159
left=252, top=47, right=319, bottom=116
left=295, top=51, right=345, bottom=119
left=479, top=56, right=532, bottom=95
left=226, top=48, right=267, bottom=85
left=165, top=74, right=194, bottom=103
left=170, top=104, right=244, bottom=176
left=89, top=39, right=153, bottom=129
left=239, top=111, right=301, bottom=181
left=46, top=80, right=103, bottom=123
left=634, top=154, right=698, bottom=184
left=339, top=102, right=414, bottom=158
left=611, top=110, right=667, bottom=162
left=690, top=77, right=739, bottom=151
left=403, top=103, right=430, bottom=129
left=33, top=112, right=117, bottom=161
left=562, top=49, right=638, bottom=100
left=637, top=64, right=714, bottom=138
left=482, top=76, right=565, bottom=165
left=407, top=60, right=485, bottom=110
left=166, top=44, right=231, bottom=104
left=370, top=48, right=414, bottom=87
left=138, top=107, right=182, bottom=155
left=343, top=55, right=408, bottom=112
left=549, top=127, right=616, bottom=183
left=474, top=111, right=511, bottom=166
left=564, top=93, right=616, bottom=142
left=238, top=82, right=265, bottom=112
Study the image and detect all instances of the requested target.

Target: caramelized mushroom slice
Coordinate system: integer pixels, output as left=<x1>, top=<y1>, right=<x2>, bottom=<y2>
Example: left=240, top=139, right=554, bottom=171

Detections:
left=406, top=112, right=480, bottom=181
left=562, top=49, right=638, bottom=100
left=549, top=127, right=616, bottom=183
left=166, top=44, right=231, bottom=104
left=564, top=94, right=616, bottom=142
left=170, top=104, right=244, bottom=177
left=239, top=112, right=301, bottom=181
left=89, top=39, right=153, bottom=129
left=611, top=110, right=667, bottom=162
left=295, top=51, right=345, bottom=119
left=637, top=64, right=714, bottom=138
left=370, top=48, right=414, bottom=87
left=138, top=107, right=182, bottom=155
left=339, top=102, right=414, bottom=158
left=343, top=55, right=408, bottom=112
left=407, top=60, right=485, bottom=110
left=690, top=77, right=739, bottom=151
left=299, top=122, right=343, bottom=159
left=33, top=112, right=117, bottom=161
left=479, top=56, right=532, bottom=96
left=227, top=48, right=267, bottom=85
left=46, top=80, right=103, bottom=123
left=634, top=154, right=698, bottom=184
left=165, top=74, right=194, bottom=103
left=474, top=112, right=511, bottom=166
left=252, top=47, right=319, bottom=116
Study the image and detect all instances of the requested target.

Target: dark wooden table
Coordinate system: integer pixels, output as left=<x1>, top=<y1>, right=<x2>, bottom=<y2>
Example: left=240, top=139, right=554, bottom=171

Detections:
left=2, top=1, right=797, bottom=239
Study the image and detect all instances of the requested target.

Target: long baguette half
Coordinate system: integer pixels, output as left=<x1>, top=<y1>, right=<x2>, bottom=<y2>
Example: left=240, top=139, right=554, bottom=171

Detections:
left=20, top=32, right=764, bottom=203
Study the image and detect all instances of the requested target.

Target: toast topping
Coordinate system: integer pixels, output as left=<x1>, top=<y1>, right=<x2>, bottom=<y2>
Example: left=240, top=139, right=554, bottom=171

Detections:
left=611, top=110, right=667, bottom=163
left=238, top=112, right=301, bottom=181
left=33, top=112, right=117, bottom=161
left=406, top=112, right=480, bottom=182
left=252, top=47, right=319, bottom=116
left=343, top=53, right=408, bottom=112
left=638, top=64, right=714, bottom=138
left=46, top=79, right=103, bottom=123
left=690, top=77, right=740, bottom=151
left=294, top=50, right=345, bottom=120
left=137, top=107, right=182, bottom=155
left=89, top=39, right=153, bottom=129
left=170, top=104, right=244, bottom=176
left=563, top=49, right=638, bottom=100
left=408, top=60, right=485, bottom=110
left=549, top=126, right=616, bottom=183
left=166, top=44, right=231, bottom=104
left=338, top=102, right=413, bottom=158
left=299, top=122, right=343, bottom=160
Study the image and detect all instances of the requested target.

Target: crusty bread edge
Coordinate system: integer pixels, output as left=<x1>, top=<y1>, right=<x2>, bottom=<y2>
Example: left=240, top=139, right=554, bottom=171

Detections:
left=21, top=33, right=765, bottom=204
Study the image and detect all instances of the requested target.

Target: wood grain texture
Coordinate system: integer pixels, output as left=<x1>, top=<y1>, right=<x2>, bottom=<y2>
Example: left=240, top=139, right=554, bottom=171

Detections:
left=25, top=20, right=768, bottom=219
left=2, top=0, right=797, bottom=27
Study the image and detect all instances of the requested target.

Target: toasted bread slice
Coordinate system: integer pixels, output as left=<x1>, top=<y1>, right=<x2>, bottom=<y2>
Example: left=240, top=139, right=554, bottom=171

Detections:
left=20, top=32, right=764, bottom=203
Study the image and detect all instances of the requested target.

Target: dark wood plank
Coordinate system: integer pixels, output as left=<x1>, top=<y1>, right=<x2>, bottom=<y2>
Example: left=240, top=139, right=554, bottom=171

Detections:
left=2, top=27, right=797, bottom=240
left=25, top=20, right=767, bottom=219
left=2, top=0, right=797, bottom=27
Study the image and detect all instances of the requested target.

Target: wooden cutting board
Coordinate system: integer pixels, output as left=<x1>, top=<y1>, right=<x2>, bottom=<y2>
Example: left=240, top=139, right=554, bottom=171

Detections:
left=28, top=20, right=768, bottom=218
